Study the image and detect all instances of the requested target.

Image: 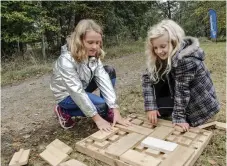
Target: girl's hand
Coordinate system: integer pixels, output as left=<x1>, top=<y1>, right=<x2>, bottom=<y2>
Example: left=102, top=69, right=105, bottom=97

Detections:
left=112, top=108, right=131, bottom=127
left=92, top=114, right=112, bottom=132
left=173, top=123, right=190, bottom=132
left=147, top=110, right=161, bottom=125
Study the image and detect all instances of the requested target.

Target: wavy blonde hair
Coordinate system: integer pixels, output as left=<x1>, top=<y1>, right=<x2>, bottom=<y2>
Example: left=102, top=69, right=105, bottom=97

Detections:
left=145, top=19, right=185, bottom=83
left=67, top=19, right=105, bottom=62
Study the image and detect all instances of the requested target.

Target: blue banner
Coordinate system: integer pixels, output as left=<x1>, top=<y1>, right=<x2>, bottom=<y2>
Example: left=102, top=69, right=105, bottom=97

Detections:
left=208, top=9, right=218, bottom=39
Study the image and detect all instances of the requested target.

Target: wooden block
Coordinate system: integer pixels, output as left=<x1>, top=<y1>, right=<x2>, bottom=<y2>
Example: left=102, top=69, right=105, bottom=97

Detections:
left=177, top=137, right=192, bottom=146
left=185, top=131, right=213, bottom=166
left=9, top=149, right=30, bottom=166
left=90, top=127, right=119, bottom=142
left=135, top=145, right=144, bottom=152
left=59, top=159, right=87, bottom=166
left=131, top=119, right=143, bottom=125
left=118, top=131, right=126, bottom=136
left=198, top=135, right=207, bottom=142
left=93, top=141, right=110, bottom=149
left=149, top=126, right=174, bottom=139
left=189, top=127, right=201, bottom=134
left=76, top=141, right=117, bottom=166
left=172, top=131, right=181, bottom=136
left=126, top=117, right=132, bottom=121
left=85, top=138, right=94, bottom=144
left=183, top=132, right=197, bottom=140
left=198, top=121, right=216, bottom=129
left=87, top=145, right=99, bottom=151
left=141, top=137, right=178, bottom=153
left=215, top=121, right=226, bottom=130
left=136, top=116, right=147, bottom=121
left=157, top=119, right=173, bottom=127
left=120, top=149, right=161, bottom=166
left=46, top=139, right=73, bottom=154
left=116, top=124, right=153, bottom=135
left=108, top=135, right=119, bottom=142
left=105, top=133, right=145, bottom=158
left=142, top=123, right=153, bottom=128
left=159, top=145, right=195, bottom=166
left=128, top=114, right=137, bottom=118
left=145, top=148, right=160, bottom=157
left=166, top=135, right=176, bottom=142
left=39, top=145, right=69, bottom=166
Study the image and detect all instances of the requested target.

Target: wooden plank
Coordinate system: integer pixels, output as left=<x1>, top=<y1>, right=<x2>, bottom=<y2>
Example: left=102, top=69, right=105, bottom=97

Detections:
left=93, top=141, right=110, bottom=149
left=177, top=137, right=192, bottom=146
left=185, top=131, right=213, bottom=166
left=149, top=126, right=174, bottom=139
left=105, top=133, right=145, bottom=158
left=40, top=145, right=69, bottom=166
left=108, top=135, right=120, bottom=142
left=145, top=148, right=160, bottom=157
left=131, top=119, right=143, bottom=125
left=115, top=124, right=153, bottom=136
left=90, top=127, right=119, bottom=142
left=120, top=149, right=161, bottom=166
left=198, top=121, right=216, bottom=129
left=159, top=145, right=195, bottom=166
left=46, top=139, right=73, bottom=154
left=166, top=135, right=176, bottom=142
left=85, top=138, right=94, bottom=144
left=59, top=159, right=87, bottom=166
left=157, top=119, right=173, bottom=127
left=215, top=121, right=226, bottom=130
left=9, top=149, right=30, bottom=166
left=118, top=131, right=127, bottom=136
left=75, top=141, right=116, bottom=166
left=183, top=132, right=197, bottom=140
left=189, top=127, right=202, bottom=134
left=141, top=137, right=178, bottom=153
left=135, top=145, right=144, bottom=152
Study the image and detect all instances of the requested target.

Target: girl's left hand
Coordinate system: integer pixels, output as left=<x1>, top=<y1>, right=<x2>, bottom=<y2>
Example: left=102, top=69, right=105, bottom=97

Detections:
left=174, top=123, right=190, bottom=132
left=112, top=108, right=131, bottom=127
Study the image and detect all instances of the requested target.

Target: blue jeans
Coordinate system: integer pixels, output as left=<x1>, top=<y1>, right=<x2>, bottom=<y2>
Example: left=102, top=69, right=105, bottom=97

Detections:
left=58, top=65, right=116, bottom=118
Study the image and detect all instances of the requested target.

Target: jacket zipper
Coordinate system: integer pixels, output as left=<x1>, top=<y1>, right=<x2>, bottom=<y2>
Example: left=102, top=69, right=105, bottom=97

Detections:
left=166, top=74, right=173, bottom=99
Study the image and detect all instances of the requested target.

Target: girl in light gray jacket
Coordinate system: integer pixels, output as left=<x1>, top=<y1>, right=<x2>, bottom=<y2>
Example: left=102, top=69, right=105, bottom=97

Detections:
left=50, top=19, right=130, bottom=130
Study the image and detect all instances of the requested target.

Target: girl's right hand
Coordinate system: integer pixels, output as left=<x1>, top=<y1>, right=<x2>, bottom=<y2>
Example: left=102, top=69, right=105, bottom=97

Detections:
left=147, top=110, right=161, bottom=125
left=92, top=114, right=113, bottom=132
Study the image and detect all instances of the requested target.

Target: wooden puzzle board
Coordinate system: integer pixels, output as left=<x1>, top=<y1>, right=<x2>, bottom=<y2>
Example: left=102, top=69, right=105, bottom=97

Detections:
left=75, top=114, right=213, bottom=166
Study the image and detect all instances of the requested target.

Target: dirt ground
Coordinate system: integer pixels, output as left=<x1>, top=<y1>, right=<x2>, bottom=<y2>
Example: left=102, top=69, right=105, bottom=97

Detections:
left=1, top=53, right=225, bottom=166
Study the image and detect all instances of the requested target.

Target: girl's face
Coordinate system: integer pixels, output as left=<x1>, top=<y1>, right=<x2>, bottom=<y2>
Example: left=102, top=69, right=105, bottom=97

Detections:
left=83, top=30, right=102, bottom=56
left=152, top=32, right=171, bottom=60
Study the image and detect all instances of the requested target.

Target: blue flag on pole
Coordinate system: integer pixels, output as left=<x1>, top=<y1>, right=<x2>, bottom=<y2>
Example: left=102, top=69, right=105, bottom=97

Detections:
left=208, top=9, right=218, bottom=39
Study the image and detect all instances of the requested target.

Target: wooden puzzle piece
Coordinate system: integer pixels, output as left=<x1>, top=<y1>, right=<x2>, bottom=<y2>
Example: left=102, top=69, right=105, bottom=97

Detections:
left=46, top=139, right=73, bottom=154
left=120, top=149, right=162, bottom=166
left=90, top=127, right=119, bottom=142
left=9, top=149, right=30, bottom=166
left=105, top=133, right=145, bottom=158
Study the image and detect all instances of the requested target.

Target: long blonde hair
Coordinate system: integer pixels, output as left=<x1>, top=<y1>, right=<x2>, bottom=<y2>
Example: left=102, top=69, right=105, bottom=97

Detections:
left=67, top=19, right=105, bottom=62
left=145, top=19, right=185, bottom=83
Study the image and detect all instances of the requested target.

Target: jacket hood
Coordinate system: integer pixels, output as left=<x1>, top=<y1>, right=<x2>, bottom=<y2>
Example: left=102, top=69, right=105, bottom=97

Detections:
left=176, top=36, right=205, bottom=61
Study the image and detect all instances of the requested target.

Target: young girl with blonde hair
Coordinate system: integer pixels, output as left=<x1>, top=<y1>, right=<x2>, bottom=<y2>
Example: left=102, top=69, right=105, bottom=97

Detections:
left=142, top=19, right=220, bottom=131
left=50, top=19, right=130, bottom=131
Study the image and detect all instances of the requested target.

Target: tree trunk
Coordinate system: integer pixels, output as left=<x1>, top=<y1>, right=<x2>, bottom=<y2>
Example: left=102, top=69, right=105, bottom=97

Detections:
left=42, top=32, right=46, bottom=61
left=167, top=1, right=171, bottom=19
